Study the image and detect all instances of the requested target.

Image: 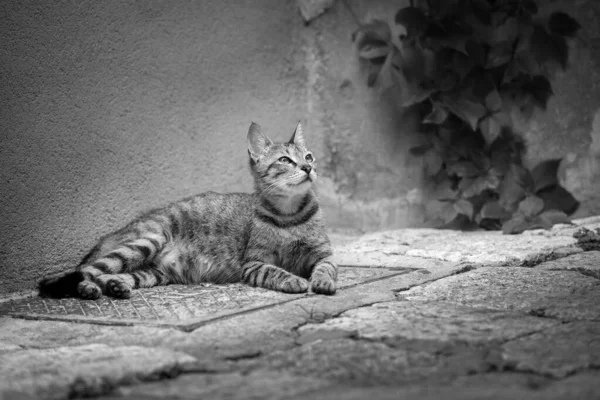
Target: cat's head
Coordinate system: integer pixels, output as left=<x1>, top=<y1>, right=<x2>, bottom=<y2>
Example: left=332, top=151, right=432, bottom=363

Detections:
left=247, top=122, right=317, bottom=197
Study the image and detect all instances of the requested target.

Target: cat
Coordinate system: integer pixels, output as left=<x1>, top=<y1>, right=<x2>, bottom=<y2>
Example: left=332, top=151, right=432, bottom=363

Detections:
left=38, top=122, right=338, bottom=300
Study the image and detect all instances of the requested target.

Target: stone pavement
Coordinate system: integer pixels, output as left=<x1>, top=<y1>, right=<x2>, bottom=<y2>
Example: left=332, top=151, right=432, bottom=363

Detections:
left=1, top=217, right=600, bottom=400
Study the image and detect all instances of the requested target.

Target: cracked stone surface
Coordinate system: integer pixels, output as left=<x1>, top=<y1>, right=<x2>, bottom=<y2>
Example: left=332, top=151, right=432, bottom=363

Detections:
left=112, top=370, right=331, bottom=400
left=240, top=337, right=492, bottom=386
left=3, top=222, right=600, bottom=399
left=336, top=228, right=579, bottom=264
left=501, top=321, right=600, bottom=378
left=0, top=344, right=196, bottom=400
left=296, top=301, right=559, bottom=345
left=535, top=250, right=600, bottom=279
left=402, top=267, right=600, bottom=321
left=286, top=371, right=600, bottom=400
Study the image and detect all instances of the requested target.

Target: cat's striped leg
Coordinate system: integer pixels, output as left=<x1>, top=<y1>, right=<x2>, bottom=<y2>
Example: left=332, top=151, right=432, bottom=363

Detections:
left=310, top=256, right=337, bottom=295
left=242, top=261, right=309, bottom=294
left=95, top=269, right=169, bottom=299
left=78, top=233, right=166, bottom=299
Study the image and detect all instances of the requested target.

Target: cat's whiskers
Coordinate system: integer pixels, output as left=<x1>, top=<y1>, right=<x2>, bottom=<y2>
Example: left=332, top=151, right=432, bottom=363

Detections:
left=261, top=177, right=291, bottom=197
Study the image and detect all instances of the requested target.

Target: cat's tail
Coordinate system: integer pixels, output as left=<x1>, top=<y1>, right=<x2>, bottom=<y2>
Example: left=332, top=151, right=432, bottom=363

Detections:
left=38, top=270, right=85, bottom=298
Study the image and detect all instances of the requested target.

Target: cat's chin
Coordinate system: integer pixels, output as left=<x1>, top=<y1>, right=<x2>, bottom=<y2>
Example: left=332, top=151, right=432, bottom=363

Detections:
left=284, top=180, right=313, bottom=195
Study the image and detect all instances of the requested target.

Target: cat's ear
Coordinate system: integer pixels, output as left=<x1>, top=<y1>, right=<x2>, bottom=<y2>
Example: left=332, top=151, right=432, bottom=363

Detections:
left=247, top=122, right=273, bottom=161
left=289, top=121, right=306, bottom=148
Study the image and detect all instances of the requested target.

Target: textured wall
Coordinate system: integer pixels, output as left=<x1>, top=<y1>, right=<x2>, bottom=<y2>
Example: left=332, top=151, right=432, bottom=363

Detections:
left=2, top=0, right=599, bottom=294
left=0, top=0, right=310, bottom=293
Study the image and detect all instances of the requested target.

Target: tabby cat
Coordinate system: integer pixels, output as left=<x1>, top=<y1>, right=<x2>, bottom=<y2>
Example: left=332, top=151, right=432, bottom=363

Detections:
left=38, top=122, right=337, bottom=300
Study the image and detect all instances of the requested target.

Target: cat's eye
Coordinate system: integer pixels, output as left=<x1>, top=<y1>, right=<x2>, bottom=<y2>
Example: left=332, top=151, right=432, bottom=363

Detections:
left=278, top=156, right=292, bottom=164
left=305, top=154, right=314, bottom=162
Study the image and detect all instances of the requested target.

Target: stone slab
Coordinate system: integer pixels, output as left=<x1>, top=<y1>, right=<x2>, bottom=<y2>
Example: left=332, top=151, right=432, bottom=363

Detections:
left=166, top=261, right=465, bottom=360
left=110, top=370, right=332, bottom=400
left=501, top=321, right=600, bottom=378
left=402, top=267, right=600, bottom=321
left=0, top=262, right=464, bottom=362
left=296, top=301, right=558, bottom=345
left=0, top=266, right=417, bottom=329
left=0, top=344, right=196, bottom=400
left=286, top=371, right=600, bottom=400
left=535, top=250, right=600, bottom=279
left=0, top=317, right=190, bottom=351
left=335, top=228, right=578, bottom=264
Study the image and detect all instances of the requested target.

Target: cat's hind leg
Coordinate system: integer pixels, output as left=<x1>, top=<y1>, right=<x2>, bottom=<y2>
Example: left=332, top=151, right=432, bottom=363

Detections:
left=96, top=269, right=170, bottom=299
left=78, top=233, right=167, bottom=299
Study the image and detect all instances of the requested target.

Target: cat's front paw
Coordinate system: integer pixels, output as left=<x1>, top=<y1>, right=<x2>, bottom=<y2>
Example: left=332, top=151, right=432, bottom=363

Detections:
left=280, top=276, right=309, bottom=294
left=77, top=281, right=102, bottom=300
left=105, top=278, right=132, bottom=299
left=310, top=276, right=336, bottom=295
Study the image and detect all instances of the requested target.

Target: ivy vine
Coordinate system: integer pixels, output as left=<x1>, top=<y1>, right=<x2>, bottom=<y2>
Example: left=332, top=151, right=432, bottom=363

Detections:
left=353, top=0, right=581, bottom=234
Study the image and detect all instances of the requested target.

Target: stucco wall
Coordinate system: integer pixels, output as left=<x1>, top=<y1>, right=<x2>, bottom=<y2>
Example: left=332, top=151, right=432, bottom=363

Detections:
left=1, top=0, right=599, bottom=294
left=1, top=0, right=312, bottom=293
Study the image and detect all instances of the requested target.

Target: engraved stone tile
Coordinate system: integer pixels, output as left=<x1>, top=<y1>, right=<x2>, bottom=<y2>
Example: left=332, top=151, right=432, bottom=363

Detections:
left=0, top=266, right=407, bottom=327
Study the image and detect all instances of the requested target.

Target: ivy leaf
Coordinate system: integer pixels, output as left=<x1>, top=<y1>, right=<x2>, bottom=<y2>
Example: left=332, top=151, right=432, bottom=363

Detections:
left=442, top=204, right=460, bottom=224
left=548, top=12, right=581, bottom=38
left=426, top=200, right=459, bottom=224
left=471, top=0, right=493, bottom=24
left=459, top=173, right=501, bottom=198
left=453, top=52, right=475, bottom=80
left=537, top=209, right=572, bottom=227
left=423, top=104, right=449, bottom=124
left=479, top=111, right=510, bottom=146
left=353, top=19, right=391, bottom=46
left=396, top=82, right=434, bottom=108
left=485, top=90, right=503, bottom=112
left=401, top=41, right=429, bottom=83
left=525, top=75, right=554, bottom=110
left=479, top=115, right=502, bottom=146
left=375, top=52, right=397, bottom=89
left=530, top=25, right=568, bottom=70
left=444, top=97, right=487, bottom=131
left=531, top=158, right=561, bottom=192
left=447, top=161, right=480, bottom=178
left=358, top=43, right=391, bottom=60
left=424, top=148, right=444, bottom=176
left=537, top=184, right=580, bottom=215
left=502, top=214, right=528, bottom=234
left=433, top=179, right=459, bottom=201
left=504, top=52, right=540, bottom=83
left=409, top=143, right=433, bottom=156
left=498, top=164, right=531, bottom=210
left=469, top=71, right=496, bottom=102
left=513, top=164, right=535, bottom=192
left=437, top=70, right=460, bottom=92
left=454, top=199, right=474, bottom=220
left=491, top=11, right=510, bottom=27
left=480, top=201, right=512, bottom=220
left=518, top=195, right=545, bottom=218
left=486, top=40, right=513, bottom=68
left=395, top=7, right=429, bottom=39
left=466, top=40, right=486, bottom=66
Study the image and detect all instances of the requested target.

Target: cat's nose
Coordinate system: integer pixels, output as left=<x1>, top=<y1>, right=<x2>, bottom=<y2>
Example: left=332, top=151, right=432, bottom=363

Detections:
left=301, top=165, right=312, bottom=175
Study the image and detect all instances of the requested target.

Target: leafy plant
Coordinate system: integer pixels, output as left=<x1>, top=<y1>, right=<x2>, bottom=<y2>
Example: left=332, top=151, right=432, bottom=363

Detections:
left=352, top=0, right=581, bottom=234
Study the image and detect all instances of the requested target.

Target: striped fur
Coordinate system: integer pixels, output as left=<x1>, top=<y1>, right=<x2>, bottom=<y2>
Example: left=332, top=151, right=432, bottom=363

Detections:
left=38, top=122, right=338, bottom=299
